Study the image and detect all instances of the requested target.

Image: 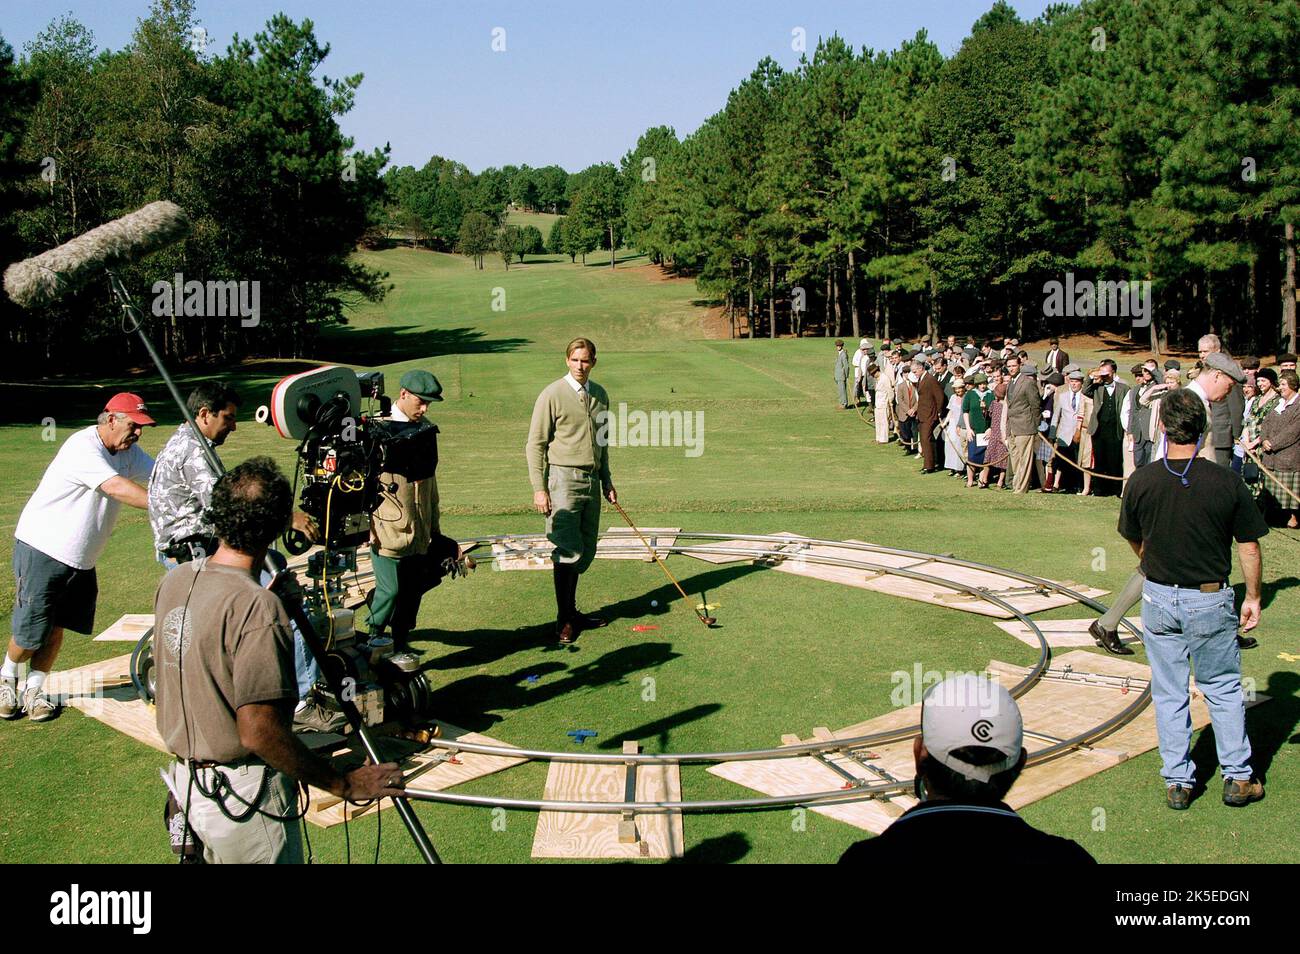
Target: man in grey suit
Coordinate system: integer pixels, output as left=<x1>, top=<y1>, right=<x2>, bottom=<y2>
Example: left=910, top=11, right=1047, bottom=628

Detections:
left=1198, top=334, right=1244, bottom=467
left=833, top=340, right=851, bottom=409
left=1005, top=357, right=1043, bottom=493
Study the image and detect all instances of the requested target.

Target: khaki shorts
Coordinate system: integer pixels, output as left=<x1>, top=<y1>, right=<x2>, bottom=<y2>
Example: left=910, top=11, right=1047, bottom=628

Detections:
left=547, top=465, right=602, bottom=574
left=168, top=761, right=304, bottom=864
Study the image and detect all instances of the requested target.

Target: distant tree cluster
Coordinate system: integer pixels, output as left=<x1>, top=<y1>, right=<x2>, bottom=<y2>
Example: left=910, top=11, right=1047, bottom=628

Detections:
left=616, top=0, right=1298, bottom=353
left=0, top=0, right=390, bottom=370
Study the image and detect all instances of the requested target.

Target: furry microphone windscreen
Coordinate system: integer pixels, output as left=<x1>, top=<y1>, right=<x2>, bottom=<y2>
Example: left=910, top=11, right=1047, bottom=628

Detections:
left=3, top=201, right=191, bottom=308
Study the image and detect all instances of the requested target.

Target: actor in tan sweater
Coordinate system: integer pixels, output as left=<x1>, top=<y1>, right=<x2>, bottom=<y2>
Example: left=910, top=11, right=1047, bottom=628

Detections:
left=526, top=338, right=617, bottom=644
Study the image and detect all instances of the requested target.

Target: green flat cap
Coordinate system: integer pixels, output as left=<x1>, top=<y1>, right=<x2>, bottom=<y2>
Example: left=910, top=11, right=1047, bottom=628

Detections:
left=400, top=369, right=443, bottom=401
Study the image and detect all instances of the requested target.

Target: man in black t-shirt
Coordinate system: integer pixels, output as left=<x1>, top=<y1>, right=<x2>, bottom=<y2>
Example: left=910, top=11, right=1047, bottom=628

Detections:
left=1118, top=388, right=1268, bottom=811
left=839, top=674, right=1095, bottom=864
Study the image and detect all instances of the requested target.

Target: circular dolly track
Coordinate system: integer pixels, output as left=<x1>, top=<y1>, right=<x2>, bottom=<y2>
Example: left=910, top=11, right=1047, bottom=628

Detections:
left=406, top=533, right=1149, bottom=813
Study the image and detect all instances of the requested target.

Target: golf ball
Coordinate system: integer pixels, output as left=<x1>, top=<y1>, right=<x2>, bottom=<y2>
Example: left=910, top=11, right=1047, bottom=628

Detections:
left=651, top=600, right=659, bottom=607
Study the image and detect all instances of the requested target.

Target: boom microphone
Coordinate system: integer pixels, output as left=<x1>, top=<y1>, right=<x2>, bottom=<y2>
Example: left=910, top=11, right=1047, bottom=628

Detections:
left=3, top=200, right=191, bottom=308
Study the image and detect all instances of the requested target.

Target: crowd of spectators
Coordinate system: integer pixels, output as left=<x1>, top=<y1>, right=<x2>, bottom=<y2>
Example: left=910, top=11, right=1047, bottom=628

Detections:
left=845, top=335, right=1299, bottom=526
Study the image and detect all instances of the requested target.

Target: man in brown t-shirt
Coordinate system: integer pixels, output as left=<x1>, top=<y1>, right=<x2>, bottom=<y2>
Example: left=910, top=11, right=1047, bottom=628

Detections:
left=155, top=457, right=403, bottom=863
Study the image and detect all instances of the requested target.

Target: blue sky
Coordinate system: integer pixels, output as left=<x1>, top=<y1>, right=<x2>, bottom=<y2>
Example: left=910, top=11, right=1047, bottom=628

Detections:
left=3, top=0, right=1057, bottom=173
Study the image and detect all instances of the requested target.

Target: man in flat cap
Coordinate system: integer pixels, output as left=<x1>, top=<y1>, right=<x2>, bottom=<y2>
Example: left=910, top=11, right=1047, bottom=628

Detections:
left=368, top=369, right=446, bottom=653
left=3, top=393, right=155, bottom=722
left=1198, top=335, right=1245, bottom=467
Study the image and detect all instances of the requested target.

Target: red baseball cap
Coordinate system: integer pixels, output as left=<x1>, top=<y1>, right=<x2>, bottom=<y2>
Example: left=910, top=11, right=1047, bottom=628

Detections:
left=104, top=392, right=156, bottom=426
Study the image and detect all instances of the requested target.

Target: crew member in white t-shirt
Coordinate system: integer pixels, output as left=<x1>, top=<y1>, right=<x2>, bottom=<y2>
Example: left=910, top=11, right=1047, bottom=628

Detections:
left=2, top=393, right=155, bottom=722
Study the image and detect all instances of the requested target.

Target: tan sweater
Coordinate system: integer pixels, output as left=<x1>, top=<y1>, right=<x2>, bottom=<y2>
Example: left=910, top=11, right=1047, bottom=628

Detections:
left=526, top=377, right=612, bottom=491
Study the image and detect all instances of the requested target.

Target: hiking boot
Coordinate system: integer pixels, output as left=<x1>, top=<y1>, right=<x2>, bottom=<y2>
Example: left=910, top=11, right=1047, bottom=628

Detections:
left=22, top=686, right=59, bottom=723
left=1222, top=777, right=1264, bottom=807
left=1166, top=783, right=1192, bottom=810
left=572, top=612, right=608, bottom=631
left=293, top=698, right=348, bottom=734
left=0, top=677, right=18, bottom=720
left=557, top=621, right=578, bottom=645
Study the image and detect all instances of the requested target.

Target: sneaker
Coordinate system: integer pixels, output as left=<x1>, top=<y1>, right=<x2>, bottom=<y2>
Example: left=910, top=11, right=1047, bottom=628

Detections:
left=1222, top=777, right=1264, bottom=807
left=0, top=677, right=18, bottom=720
left=1166, top=783, right=1192, bottom=810
left=293, top=698, right=348, bottom=734
left=22, top=686, right=59, bottom=723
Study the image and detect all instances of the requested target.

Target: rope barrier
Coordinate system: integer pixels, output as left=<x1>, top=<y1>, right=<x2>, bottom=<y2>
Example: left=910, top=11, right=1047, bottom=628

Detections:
left=1035, top=433, right=1126, bottom=481
left=1243, top=444, right=1300, bottom=509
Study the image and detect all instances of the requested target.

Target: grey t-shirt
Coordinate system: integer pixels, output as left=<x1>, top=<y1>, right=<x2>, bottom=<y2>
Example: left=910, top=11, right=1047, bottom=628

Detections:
left=154, top=560, right=297, bottom=763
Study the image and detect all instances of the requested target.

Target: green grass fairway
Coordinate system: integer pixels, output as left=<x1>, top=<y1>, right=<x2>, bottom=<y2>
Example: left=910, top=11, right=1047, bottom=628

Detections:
left=1, top=248, right=1296, bottom=863
left=505, top=209, right=561, bottom=236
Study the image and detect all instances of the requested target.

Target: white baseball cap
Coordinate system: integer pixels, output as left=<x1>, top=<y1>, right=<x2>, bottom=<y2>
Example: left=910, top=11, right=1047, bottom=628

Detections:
left=921, top=674, right=1023, bottom=783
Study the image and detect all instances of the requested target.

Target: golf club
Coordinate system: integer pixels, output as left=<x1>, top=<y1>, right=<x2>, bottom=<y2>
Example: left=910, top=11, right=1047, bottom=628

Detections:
left=610, top=500, right=716, bottom=627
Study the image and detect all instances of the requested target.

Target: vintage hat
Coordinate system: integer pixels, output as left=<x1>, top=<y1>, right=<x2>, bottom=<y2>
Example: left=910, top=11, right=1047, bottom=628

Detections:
left=399, top=369, right=444, bottom=401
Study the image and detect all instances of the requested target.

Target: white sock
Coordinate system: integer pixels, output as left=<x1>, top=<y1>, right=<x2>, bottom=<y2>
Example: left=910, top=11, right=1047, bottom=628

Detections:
left=25, top=669, right=47, bottom=693
left=1, top=658, right=19, bottom=681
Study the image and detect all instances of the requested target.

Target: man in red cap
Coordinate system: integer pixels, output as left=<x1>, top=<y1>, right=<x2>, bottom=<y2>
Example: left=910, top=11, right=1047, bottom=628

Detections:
left=2, top=393, right=155, bottom=722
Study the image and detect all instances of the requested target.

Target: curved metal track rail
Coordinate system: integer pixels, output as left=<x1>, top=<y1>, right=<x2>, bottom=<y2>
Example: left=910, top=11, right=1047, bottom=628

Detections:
left=403, top=533, right=1148, bottom=813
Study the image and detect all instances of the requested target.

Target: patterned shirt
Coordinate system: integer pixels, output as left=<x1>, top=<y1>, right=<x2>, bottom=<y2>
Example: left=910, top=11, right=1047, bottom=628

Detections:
left=147, top=424, right=221, bottom=551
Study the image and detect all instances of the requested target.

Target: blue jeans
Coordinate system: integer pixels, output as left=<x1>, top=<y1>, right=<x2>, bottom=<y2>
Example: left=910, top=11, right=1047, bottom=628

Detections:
left=1140, top=580, right=1253, bottom=786
left=157, top=553, right=317, bottom=700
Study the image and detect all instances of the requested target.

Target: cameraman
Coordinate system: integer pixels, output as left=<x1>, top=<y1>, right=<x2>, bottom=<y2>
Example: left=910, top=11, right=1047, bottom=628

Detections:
left=368, top=370, right=444, bottom=653
left=155, top=457, right=405, bottom=864
left=147, top=382, right=335, bottom=732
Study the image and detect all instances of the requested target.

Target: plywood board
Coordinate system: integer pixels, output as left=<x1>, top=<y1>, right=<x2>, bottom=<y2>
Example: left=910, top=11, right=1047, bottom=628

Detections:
left=682, top=531, right=807, bottom=565
left=46, top=653, right=167, bottom=753
left=46, top=656, right=529, bottom=830
left=531, top=757, right=684, bottom=859
left=773, top=540, right=931, bottom=588
left=94, top=614, right=154, bottom=642
left=711, top=651, right=1266, bottom=834
left=994, top=617, right=1143, bottom=649
left=596, top=527, right=680, bottom=560
left=492, top=538, right=553, bottom=571
left=305, top=722, right=529, bottom=828
left=854, top=563, right=1109, bottom=620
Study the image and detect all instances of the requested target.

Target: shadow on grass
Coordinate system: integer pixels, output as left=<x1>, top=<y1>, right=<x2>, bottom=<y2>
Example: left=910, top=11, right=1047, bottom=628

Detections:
left=582, top=252, right=647, bottom=268
left=594, top=563, right=765, bottom=630
left=1235, top=575, right=1300, bottom=612
left=417, top=562, right=763, bottom=673
left=314, top=324, right=529, bottom=367
left=1184, top=670, right=1299, bottom=801
left=664, top=832, right=752, bottom=864
left=595, top=703, right=723, bottom=751
left=427, top=642, right=682, bottom=734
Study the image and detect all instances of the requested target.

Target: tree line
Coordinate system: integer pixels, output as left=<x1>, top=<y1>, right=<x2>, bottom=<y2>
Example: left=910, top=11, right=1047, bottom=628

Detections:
left=0, top=0, right=388, bottom=371
left=3, top=0, right=1295, bottom=373
left=621, top=0, right=1298, bottom=355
